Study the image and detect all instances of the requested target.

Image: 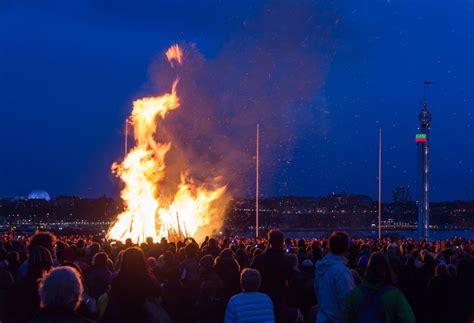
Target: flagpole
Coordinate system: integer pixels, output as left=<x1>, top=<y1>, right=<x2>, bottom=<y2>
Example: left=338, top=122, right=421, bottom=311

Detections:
left=378, top=128, right=382, bottom=240
left=256, top=123, right=260, bottom=238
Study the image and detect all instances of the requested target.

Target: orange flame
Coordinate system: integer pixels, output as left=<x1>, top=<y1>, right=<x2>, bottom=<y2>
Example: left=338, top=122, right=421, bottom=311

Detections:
left=165, top=44, right=183, bottom=67
left=107, top=44, right=225, bottom=243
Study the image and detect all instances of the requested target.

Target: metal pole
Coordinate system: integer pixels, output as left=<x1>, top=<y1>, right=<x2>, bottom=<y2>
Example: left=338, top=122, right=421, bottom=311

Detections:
left=378, top=128, right=382, bottom=240
left=256, top=123, right=259, bottom=238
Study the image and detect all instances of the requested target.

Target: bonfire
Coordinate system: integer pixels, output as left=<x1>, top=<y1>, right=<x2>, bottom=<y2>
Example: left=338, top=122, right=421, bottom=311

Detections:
left=107, top=45, right=226, bottom=243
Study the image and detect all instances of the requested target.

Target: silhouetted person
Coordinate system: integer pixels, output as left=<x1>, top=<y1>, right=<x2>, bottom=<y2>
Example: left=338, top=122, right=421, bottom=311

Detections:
left=413, top=250, right=436, bottom=321
left=195, top=255, right=224, bottom=323
left=235, top=248, right=250, bottom=270
left=102, top=247, right=161, bottom=323
left=7, top=251, right=20, bottom=276
left=85, top=252, right=113, bottom=299
left=289, top=259, right=316, bottom=321
left=215, top=248, right=241, bottom=304
left=180, top=242, right=201, bottom=305
left=17, top=232, right=56, bottom=279
left=423, top=264, right=451, bottom=323
left=0, top=270, right=13, bottom=322
left=161, top=259, right=187, bottom=322
left=251, top=230, right=292, bottom=323
left=202, top=238, right=221, bottom=258
left=450, top=258, right=474, bottom=323
left=8, top=246, right=53, bottom=322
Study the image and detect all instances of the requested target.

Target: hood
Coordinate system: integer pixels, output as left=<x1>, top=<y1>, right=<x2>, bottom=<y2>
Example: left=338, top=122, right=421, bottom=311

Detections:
left=316, top=252, right=348, bottom=276
left=361, top=278, right=385, bottom=292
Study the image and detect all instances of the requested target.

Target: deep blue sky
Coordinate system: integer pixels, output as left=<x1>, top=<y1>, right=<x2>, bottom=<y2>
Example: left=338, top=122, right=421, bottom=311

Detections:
left=0, top=0, right=473, bottom=201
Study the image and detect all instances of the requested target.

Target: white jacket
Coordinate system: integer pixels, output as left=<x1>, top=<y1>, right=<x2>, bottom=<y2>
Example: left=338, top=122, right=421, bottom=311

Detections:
left=224, top=292, right=275, bottom=323
left=314, top=252, right=355, bottom=323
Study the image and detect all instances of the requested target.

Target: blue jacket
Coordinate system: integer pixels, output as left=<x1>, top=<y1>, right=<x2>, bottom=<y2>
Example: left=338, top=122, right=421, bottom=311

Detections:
left=314, top=253, right=355, bottom=323
left=224, top=292, right=275, bottom=323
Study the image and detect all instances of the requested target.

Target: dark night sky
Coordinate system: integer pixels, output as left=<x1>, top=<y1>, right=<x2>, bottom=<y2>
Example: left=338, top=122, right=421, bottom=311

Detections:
left=0, top=0, right=473, bottom=201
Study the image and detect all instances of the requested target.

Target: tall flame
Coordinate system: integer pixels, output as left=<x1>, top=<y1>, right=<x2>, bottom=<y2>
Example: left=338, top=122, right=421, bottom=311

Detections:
left=107, top=44, right=226, bottom=243
left=165, top=44, right=183, bottom=67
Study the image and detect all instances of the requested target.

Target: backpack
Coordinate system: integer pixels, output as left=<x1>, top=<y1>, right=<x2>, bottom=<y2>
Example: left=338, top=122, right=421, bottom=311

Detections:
left=355, top=284, right=395, bottom=323
left=142, top=297, right=171, bottom=323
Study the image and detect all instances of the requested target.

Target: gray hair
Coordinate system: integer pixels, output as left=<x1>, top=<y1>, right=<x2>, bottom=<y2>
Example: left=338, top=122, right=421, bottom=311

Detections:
left=39, top=267, right=83, bottom=310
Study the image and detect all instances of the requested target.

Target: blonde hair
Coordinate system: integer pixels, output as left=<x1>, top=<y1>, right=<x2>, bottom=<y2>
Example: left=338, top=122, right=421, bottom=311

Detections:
left=38, top=267, right=83, bottom=310
left=240, top=268, right=261, bottom=292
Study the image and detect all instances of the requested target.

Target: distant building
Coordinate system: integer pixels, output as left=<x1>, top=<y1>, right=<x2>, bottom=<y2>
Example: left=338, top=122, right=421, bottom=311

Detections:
left=392, top=187, right=411, bottom=204
left=319, top=192, right=348, bottom=208
left=28, top=190, right=51, bottom=201
left=348, top=195, right=374, bottom=207
left=55, top=195, right=80, bottom=208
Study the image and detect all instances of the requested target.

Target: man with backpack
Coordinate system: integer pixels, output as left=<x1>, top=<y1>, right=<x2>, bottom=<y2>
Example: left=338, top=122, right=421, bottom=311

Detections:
left=314, top=231, right=355, bottom=323
left=344, top=252, right=415, bottom=323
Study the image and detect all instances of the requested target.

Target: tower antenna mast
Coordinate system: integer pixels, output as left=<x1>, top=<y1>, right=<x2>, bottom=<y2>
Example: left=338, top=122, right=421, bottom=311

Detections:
left=417, top=81, right=434, bottom=240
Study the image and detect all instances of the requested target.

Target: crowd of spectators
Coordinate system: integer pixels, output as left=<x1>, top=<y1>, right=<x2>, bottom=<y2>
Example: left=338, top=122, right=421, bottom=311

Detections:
left=0, top=230, right=472, bottom=322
